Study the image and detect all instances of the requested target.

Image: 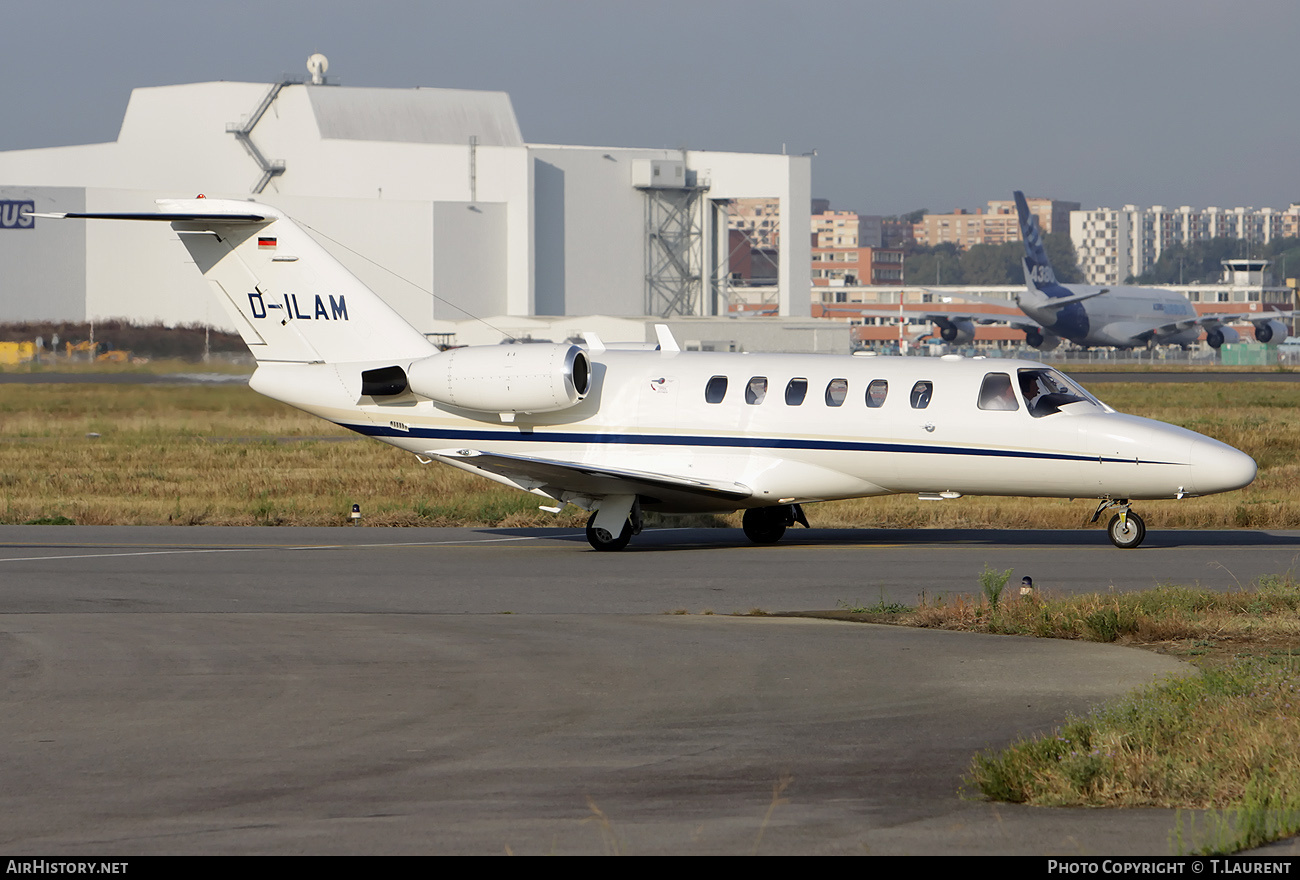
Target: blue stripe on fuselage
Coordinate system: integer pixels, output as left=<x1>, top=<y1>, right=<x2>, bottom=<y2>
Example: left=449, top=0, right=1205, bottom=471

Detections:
left=341, top=421, right=1176, bottom=467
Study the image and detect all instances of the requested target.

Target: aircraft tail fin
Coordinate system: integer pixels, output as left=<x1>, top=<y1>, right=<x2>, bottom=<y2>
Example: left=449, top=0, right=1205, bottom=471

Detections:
left=36, top=199, right=437, bottom=365
left=1013, top=190, right=1058, bottom=294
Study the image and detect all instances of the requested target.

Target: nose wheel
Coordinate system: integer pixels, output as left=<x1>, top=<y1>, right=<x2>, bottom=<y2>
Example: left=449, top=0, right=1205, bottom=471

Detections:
left=1107, top=510, right=1146, bottom=548
left=1092, top=499, right=1146, bottom=549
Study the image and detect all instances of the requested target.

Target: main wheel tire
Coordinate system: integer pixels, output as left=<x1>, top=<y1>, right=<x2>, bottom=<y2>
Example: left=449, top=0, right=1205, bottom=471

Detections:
left=742, top=508, right=787, bottom=545
left=586, top=511, right=633, bottom=551
left=1107, top=511, right=1146, bottom=549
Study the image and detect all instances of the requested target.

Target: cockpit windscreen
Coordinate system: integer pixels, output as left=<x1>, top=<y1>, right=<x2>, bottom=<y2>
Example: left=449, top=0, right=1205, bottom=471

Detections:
left=1017, top=368, right=1105, bottom=417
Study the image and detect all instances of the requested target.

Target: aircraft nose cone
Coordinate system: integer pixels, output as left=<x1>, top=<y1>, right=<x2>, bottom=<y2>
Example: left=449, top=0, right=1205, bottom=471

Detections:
left=1190, top=437, right=1256, bottom=495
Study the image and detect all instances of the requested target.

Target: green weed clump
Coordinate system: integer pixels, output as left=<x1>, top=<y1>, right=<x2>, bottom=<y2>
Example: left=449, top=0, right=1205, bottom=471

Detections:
left=1177, top=773, right=1300, bottom=855
left=911, top=577, right=1300, bottom=644
left=979, top=564, right=1012, bottom=610
left=967, top=658, right=1300, bottom=810
left=837, top=591, right=914, bottom=614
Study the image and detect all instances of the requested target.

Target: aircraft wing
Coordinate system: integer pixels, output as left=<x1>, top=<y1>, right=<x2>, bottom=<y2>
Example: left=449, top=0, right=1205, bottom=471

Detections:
left=427, top=447, right=754, bottom=506
left=1145, top=310, right=1298, bottom=339
left=849, top=307, right=1040, bottom=331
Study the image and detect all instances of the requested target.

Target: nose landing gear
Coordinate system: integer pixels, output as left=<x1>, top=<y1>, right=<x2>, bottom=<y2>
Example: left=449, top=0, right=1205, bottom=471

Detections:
left=1091, top=499, right=1146, bottom=549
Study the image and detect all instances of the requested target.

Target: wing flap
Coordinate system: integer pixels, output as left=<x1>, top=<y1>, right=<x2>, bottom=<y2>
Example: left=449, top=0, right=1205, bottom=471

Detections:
left=428, top=448, right=753, bottom=505
left=849, top=307, right=1037, bottom=329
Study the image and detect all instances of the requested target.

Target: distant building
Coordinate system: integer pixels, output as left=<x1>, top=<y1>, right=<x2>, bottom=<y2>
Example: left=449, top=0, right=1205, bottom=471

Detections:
left=880, top=217, right=915, bottom=248
left=728, top=197, right=783, bottom=251
left=811, top=209, right=882, bottom=249
left=0, top=65, right=812, bottom=333
left=1070, top=203, right=1300, bottom=286
left=812, top=245, right=903, bottom=290
left=808, top=207, right=900, bottom=291
left=914, top=197, right=1078, bottom=249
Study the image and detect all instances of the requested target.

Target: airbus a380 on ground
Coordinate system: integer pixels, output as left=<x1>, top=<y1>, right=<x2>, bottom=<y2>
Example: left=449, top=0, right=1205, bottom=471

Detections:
left=906, top=192, right=1289, bottom=352
left=32, top=199, right=1257, bottom=550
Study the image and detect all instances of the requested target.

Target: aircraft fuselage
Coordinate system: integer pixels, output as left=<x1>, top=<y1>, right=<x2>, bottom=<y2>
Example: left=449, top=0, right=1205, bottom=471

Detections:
left=1024, top=284, right=1201, bottom=349
left=250, top=351, right=1254, bottom=515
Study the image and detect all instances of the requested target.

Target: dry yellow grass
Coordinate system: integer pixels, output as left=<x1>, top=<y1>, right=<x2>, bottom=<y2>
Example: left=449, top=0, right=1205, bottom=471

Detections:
left=2, top=380, right=1298, bottom=528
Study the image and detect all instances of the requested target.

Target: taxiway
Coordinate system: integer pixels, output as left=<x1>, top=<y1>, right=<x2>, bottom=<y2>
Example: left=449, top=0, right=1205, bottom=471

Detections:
left=3, top=525, right=1296, bottom=855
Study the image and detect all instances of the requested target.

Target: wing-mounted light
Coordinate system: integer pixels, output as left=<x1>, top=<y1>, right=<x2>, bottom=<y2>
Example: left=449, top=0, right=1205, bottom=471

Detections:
left=406, top=343, right=591, bottom=416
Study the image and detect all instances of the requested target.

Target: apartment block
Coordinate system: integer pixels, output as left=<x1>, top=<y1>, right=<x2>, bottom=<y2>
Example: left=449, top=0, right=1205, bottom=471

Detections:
left=729, top=197, right=783, bottom=251
left=914, top=197, right=1079, bottom=249
left=1071, top=203, right=1300, bottom=286
left=812, top=246, right=904, bottom=288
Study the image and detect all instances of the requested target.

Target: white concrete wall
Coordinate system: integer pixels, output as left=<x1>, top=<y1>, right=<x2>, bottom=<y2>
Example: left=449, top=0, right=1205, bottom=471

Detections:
left=0, top=80, right=806, bottom=332
left=0, top=186, right=86, bottom=322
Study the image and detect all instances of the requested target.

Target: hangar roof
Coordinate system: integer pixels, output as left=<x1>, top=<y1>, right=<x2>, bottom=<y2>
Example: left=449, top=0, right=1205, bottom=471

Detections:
left=306, top=86, right=523, bottom=147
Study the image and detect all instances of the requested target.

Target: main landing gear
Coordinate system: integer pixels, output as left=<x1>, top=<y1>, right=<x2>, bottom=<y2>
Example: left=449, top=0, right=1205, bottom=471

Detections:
left=584, top=501, right=811, bottom=550
left=585, top=496, right=642, bottom=551
left=586, top=512, right=634, bottom=551
left=742, top=504, right=809, bottom=546
left=1091, top=499, right=1146, bottom=549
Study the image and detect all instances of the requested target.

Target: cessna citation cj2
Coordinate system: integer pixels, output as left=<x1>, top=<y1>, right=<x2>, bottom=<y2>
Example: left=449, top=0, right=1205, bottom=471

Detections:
left=32, top=199, right=1257, bottom=550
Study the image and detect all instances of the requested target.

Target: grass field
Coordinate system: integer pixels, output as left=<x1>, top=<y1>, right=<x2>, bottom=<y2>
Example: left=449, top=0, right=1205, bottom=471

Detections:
left=819, top=573, right=1300, bottom=853
left=2, top=380, right=1298, bottom=528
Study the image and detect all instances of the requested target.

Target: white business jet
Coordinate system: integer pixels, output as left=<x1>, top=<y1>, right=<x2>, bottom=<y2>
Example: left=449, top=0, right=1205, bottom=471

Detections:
left=32, top=199, right=1257, bottom=550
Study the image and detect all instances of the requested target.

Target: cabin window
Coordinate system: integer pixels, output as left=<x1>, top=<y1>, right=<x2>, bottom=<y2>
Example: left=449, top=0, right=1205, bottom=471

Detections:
left=865, top=379, right=888, bottom=408
left=910, top=381, right=933, bottom=409
left=977, top=373, right=1019, bottom=411
left=825, top=378, right=849, bottom=407
left=785, top=378, right=808, bottom=406
left=1018, top=368, right=1093, bottom=418
left=745, top=377, right=768, bottom=405
left=705, top=375, right=728, bottom=404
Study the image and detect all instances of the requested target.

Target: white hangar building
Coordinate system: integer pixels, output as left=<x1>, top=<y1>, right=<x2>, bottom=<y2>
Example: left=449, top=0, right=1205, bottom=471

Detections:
left=0, top=70, right=811, bottom=344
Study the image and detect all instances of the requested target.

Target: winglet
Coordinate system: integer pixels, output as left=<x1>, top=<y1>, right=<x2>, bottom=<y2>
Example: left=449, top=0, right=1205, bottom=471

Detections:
left=654, top=324, right=680, bottom=352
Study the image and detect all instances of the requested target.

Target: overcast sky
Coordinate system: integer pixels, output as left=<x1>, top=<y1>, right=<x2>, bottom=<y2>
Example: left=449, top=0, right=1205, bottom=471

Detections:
left=3, top=0, right=1297, bottom=216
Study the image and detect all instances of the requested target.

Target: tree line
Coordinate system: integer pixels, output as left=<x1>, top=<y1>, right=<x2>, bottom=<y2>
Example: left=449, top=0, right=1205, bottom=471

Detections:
left=1128, top=237, right=1300, bottom=286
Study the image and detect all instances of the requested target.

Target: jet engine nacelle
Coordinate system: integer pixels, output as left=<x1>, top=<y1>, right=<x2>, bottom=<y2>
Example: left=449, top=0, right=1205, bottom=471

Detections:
left=1024, top=329, right=1061, bottom=351
left=405, top=343, right=591, bottom=414
left=1206, top=326, right=1241, bottom=349
left=938, top=320, right=976, bottom=345
left=1253, top=319, right=1287, bottom=345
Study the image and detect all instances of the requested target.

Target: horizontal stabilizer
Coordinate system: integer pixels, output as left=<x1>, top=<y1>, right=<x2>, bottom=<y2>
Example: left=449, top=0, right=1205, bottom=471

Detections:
left=28, top=211, right=269, bottom=223
left=32, top=198, right=436, bottom=366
